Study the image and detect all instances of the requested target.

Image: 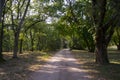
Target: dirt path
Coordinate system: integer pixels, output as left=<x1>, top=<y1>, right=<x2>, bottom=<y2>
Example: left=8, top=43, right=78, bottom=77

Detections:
left=29, top=49, right=89, bottom=80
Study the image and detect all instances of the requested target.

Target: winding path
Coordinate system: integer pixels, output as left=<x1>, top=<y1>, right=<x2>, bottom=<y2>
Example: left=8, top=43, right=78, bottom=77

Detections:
left=29, top=49, right=89, bottom=80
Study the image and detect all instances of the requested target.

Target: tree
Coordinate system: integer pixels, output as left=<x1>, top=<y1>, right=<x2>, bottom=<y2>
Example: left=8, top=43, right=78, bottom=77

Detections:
left=92, top=0, right=120, bottom=64
left=11, top=0, right=31, bottom=58
left=0, top=0, right=6, bottom=62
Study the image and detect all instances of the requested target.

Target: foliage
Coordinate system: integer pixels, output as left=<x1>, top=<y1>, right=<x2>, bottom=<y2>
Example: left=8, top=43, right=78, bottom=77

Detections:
left=0, top=0, right=120, bottom=64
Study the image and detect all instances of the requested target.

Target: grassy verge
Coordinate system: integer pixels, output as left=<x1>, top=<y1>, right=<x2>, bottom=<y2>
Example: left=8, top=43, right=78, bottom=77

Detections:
left=72, top=50, right=120, bottom=80
left=0, top=51, right=55, bottom=80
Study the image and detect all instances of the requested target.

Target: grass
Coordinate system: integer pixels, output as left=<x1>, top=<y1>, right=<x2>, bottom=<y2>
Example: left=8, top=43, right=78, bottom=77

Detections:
left=0, top=51, right=55, bottom=80
left=72, top=50, right=120, bottom=80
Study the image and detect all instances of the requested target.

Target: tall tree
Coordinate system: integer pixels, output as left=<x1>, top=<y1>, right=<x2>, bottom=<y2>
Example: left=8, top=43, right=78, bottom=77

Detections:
left=92, top=0, right=119, bottom=64
left=0, top=0, right=6, bottom=62
left=12, top=0, right=31, bottom=58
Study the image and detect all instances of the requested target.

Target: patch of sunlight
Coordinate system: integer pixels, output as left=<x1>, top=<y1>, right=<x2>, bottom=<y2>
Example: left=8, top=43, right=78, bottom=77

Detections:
left=40, top=57, right=49, bottom=61
left=36, top=55, right=49, bottom=61
left=43, top=64, right=59, bottom=69
left=36, top=56, right=42, bottom=60
left=111, top=61, right=120, bottom=64
left=86, top=70, right=99, bottom=73
left=72, top=50, right=88, bottom=53
left=40, top=51, right=47, bottom=55
left=68, top=67, right=86, bottom=72
left=0, top=72, right=6, bottom=75
left=84, top=75, right=95, bottom=79
left=37, top=69, right=59, bottom=73
left=108, top=46, right=117, bottom=50
left=28, top=65, right=42, bottom=71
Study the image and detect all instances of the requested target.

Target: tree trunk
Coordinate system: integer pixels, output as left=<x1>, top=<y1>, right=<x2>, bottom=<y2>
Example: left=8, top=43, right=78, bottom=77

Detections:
left=0, top=19, right=4, bottom=60
left=0, top=19, right=5, bottom=62
left=0, top=0, right=5, bottom=22
left=0, top=0, right=5, bottom=62
left=95, top=44, right=109, bottom=64
left=95, top=30, right=109, bottom=64
left=30, top=31, right=34, bottom=51
left=19, top=39, right=23, bottom=54
left=31, top=39, right=34, bottom=51
left=13, top=32, right=19, bottom=58
left=37, top=37, right=41, bottom=51
left=12, top=0, right=30, bottom=58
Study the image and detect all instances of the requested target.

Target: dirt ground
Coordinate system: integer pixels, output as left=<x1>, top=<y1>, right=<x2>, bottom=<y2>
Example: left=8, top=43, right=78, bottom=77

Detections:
left=29, top=49, right=89, bottom=80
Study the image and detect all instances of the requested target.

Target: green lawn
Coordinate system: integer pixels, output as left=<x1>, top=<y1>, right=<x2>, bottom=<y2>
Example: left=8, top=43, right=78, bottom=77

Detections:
left=72, top=50, right=120, bottom=80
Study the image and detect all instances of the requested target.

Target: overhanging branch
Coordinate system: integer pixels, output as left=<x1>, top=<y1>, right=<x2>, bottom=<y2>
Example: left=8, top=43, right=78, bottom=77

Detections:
left=24, top=20, right=44, bottom=32
left=103, top=13, right=118, bottom=32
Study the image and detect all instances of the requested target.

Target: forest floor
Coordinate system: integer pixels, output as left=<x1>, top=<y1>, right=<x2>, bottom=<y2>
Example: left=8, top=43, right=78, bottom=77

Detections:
left=0, top=49, right=120, bottom=80
left=72, top=49, right=120, bottom=80
left=0, top=51, right=55, bottom=80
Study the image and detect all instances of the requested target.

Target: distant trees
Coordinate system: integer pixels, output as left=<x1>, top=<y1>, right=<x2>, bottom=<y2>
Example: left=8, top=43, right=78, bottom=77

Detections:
left=54, top=0, right=95, bottom=51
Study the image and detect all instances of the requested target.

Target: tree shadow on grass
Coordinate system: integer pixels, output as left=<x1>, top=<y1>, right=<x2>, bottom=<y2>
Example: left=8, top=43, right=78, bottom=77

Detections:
left=80, top=61, right=120, bottom=80
left=72, top=50, right=120, bottom=80
left=0, top=51, right=54, bottom=80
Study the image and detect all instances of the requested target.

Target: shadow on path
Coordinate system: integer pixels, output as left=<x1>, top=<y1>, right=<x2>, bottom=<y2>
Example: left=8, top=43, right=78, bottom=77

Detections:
left=29, top=49, right=90, bottom=80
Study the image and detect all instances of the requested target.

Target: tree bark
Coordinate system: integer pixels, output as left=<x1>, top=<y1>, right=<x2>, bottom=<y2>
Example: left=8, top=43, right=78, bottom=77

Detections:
left=0, top=14, right=5, bottom=62
left=0, top=0, right=5, bottom=21
left=30, top=30, right=34, bottom=51
left=37, top=37, right=41, bottom=51
left=95, top=29, right=109, bottom=64
left=13, top=32, right=19, bottom=58
left=92, top=0, right=110, bottom=64
left=0, top=0, right=5, bottom=62
left=19, top=39, right=23, bottom=54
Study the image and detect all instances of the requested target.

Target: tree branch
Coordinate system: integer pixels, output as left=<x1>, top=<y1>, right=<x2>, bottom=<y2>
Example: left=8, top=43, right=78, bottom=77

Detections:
left=105, top=14, right=119, bottom=45
left=24, top=20, right=44, bottom=32
left=17, top=0, right=30, bottom=32
left=103, top=13, right=118, bottom=32
left=98, top=0, right=106, bottom=27
left=92, top=0, right=97, bottom=24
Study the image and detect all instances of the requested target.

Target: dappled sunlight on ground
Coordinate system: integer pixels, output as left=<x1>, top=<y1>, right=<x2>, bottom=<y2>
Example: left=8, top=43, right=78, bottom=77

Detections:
left=28, top=65, right=42, bottom=71
left=0, top=51, right=55, bottom=80
left=72, top=50, right=120, bottom=80
left=30, top=49, right=91, bottom=80
left=1, top=49, right=119, bottom=80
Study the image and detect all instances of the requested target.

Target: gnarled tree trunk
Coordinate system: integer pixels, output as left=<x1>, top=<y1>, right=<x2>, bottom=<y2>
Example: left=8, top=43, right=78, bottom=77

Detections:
left=95, top=29, right=109, bottom=64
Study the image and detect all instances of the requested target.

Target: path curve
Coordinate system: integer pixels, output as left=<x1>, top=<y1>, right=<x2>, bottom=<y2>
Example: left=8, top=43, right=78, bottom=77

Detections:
left=29, top=49, right=89, bottom=80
